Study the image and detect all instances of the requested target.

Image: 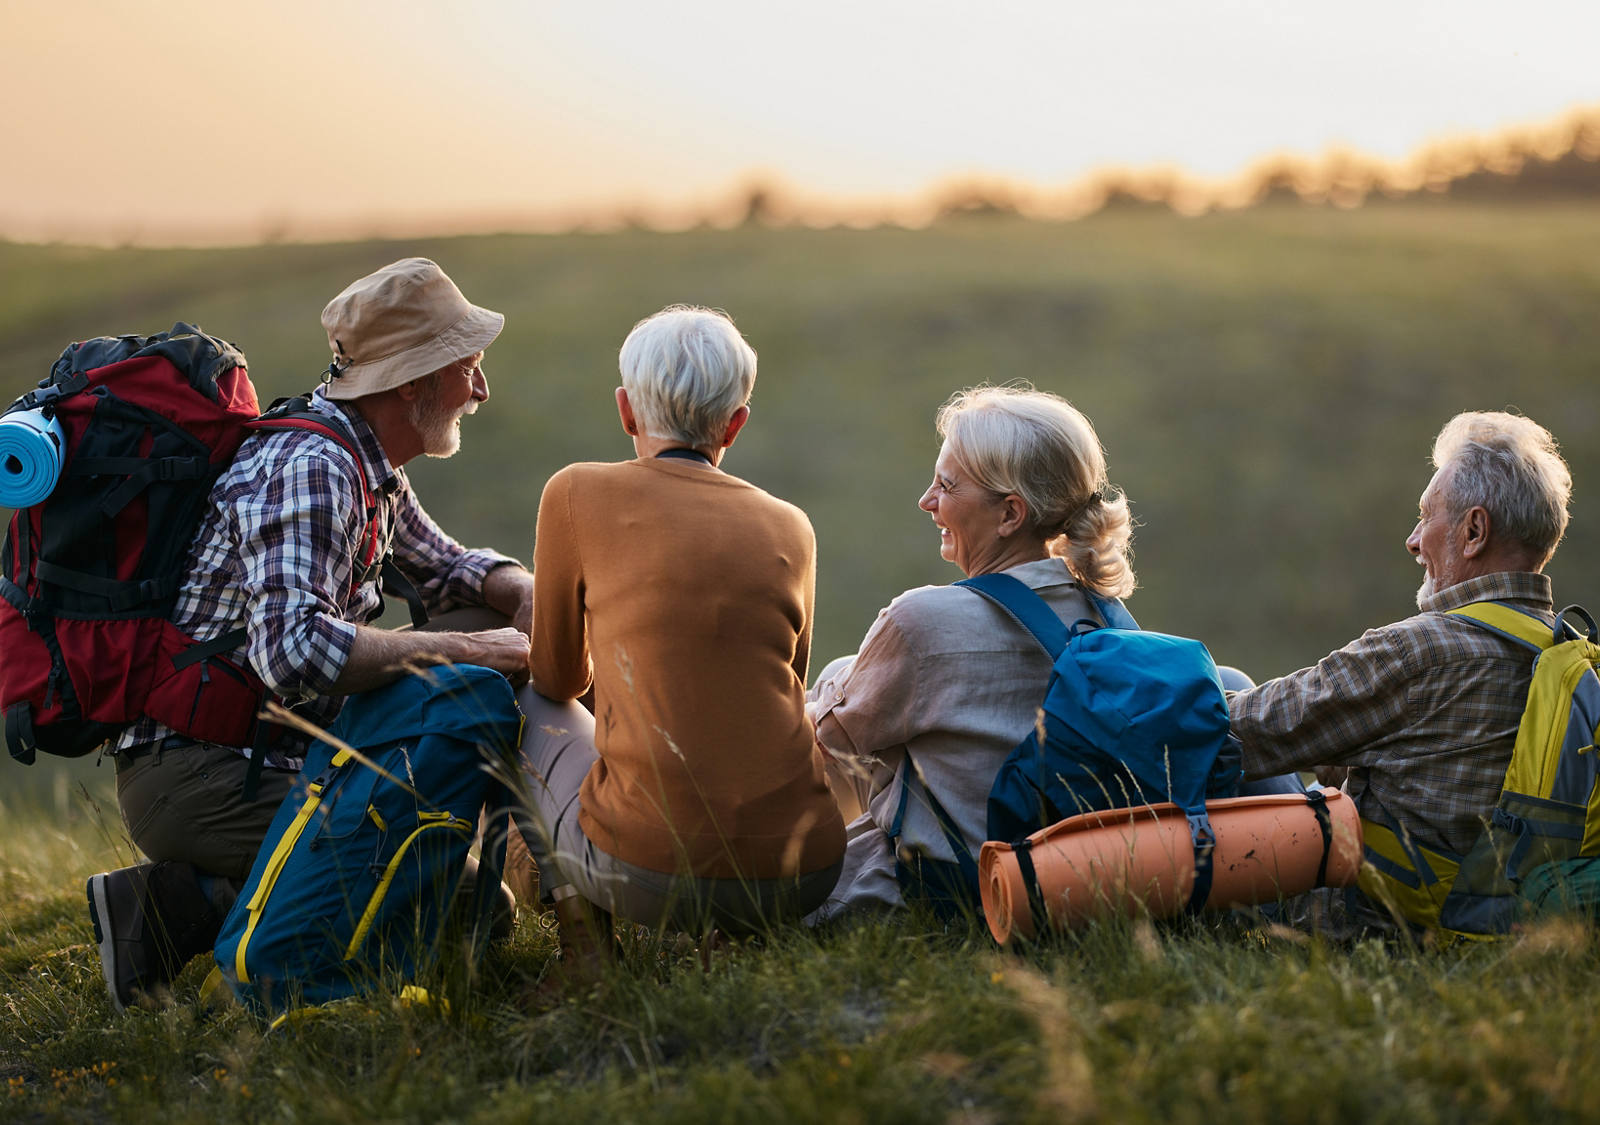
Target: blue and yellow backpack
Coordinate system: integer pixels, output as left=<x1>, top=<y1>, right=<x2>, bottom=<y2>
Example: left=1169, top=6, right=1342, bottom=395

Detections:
left=212, top=663, right=522, bottom=1016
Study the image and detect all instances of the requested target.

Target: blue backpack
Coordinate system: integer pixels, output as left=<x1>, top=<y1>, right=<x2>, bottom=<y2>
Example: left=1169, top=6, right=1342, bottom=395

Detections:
left=890, top=573, right=1240, bottom=920
left=212, top=664, right=523, bottom=1016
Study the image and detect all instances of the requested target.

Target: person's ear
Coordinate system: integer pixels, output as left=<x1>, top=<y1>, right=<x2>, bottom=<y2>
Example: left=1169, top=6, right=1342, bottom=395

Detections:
left=997, top=493, right=1029, bottom=538
left=615, top=387, right=638, bottom=436
left=720, top=404, right=751, bottom=448
left=1461, top=505, right=1492, bottom=558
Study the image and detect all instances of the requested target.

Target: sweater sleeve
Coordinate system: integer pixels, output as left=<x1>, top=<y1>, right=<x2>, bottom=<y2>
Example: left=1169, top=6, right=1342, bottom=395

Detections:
left=529, top=468, right=591, bottom=701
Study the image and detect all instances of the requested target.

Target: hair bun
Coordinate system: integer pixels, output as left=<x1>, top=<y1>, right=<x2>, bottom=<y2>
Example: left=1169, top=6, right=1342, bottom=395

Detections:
left=1060, top=491, right=1102, bottom=532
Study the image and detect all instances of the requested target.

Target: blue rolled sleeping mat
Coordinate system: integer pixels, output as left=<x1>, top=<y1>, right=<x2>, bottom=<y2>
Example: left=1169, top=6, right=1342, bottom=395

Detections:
left=0, top=408, right=66, bottom=508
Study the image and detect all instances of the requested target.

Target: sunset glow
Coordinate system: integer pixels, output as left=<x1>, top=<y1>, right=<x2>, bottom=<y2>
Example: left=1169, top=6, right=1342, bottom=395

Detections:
left=3, top=0, right=1598, bottom=245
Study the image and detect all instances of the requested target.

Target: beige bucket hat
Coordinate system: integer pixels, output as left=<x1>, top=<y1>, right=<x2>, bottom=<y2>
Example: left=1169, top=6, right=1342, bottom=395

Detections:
left=320, top=258, right=504, bottom=400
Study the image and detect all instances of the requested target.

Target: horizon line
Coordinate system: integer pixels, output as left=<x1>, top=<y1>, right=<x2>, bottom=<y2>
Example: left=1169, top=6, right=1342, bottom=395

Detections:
left=5, top=102, right=1598, bottom=252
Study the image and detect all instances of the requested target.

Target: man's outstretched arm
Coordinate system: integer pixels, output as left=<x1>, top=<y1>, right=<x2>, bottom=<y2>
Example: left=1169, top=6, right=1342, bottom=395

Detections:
left=481, top=562, right=534, bottom=638
left=331, top=623, right=531, bottom=695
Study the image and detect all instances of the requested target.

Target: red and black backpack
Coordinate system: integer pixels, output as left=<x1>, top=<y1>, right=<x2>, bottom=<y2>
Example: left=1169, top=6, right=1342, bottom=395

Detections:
left=0, top=324, right=398, bottom=766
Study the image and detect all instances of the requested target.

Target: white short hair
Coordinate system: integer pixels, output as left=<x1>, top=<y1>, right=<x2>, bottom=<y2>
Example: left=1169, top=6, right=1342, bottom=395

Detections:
left=618, top=306, right=757, bottom=447
left=1432, top=410, right=1571, bottom=565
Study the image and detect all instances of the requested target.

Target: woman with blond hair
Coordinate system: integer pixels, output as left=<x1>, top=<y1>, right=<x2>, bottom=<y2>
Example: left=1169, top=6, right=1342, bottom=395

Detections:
left=808, top=384, right=1144, bottom=920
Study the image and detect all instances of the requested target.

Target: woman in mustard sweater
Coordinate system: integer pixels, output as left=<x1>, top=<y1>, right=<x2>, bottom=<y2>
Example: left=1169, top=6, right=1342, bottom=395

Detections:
left=516, top=305, right=844, bottom=968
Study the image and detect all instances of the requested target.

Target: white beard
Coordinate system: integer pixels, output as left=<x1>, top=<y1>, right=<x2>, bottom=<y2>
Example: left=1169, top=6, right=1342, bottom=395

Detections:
left=410, top=395, right=470, bottom=458
left=1415, top=575, right=1435, bottom=610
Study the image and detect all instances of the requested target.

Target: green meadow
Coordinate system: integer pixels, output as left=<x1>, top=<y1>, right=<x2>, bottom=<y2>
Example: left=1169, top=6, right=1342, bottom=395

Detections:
left=2, top=199, right=1599, bottom=1121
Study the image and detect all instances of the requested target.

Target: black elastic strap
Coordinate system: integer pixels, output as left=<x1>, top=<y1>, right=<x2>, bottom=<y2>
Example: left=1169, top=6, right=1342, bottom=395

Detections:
left=69, top=457, right=210, bottom=518
left=889, top=752, right=982, bottom=906
left=242, top=708, right=269, bottom=803
left=169, top=626, right=249, bottom=671
left=471, top=779, right=515, bottom=958
left=68, top=456, right=207, bottom=477
left=1011, top=838, right=1050, bottom=937
left=0, top=574, right=28, bottom=615
left=33, top=560, right=172, bottom=611
left=1185, top=810, right=1216, bottom=914
left=14, top=508, right=31, bottom=587
left=381, top=555, right=429, bottom=629
left=918, top=763, right=983, bottom=899
left=6, top=703, right=36, bottom=766
left=1305, top=789, right=1334, bottom=887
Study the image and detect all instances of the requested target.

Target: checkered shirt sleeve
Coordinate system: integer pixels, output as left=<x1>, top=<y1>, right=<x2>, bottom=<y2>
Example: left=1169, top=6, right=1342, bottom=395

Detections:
left=1229, top=599, right=1537, bottom=854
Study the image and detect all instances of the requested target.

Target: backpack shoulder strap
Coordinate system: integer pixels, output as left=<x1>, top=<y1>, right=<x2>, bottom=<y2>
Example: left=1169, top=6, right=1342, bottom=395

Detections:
left=957, top=572, right=1071, bottom=658
left=247, top=395, right=371, bottom=491
left=1446, top=601, right=1556, bottom=653
left=887, top=752, right=981, bottom=894
left=247, top=396, right=430, bottom=628
left=1085, top=590, right=1140, bottom=631
left=246, top=394, right=381, bottom=580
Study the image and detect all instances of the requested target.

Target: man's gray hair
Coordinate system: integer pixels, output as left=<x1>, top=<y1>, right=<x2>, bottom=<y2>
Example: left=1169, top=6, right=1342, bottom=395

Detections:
left=1432, top=410, right=1571, bottom=565
left=618, top=306, right=756, bottom=447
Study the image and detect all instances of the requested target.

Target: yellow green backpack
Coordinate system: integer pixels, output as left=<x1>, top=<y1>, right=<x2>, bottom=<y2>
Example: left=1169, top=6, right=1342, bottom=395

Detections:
left=1358, top=601, right=1600, bottom=944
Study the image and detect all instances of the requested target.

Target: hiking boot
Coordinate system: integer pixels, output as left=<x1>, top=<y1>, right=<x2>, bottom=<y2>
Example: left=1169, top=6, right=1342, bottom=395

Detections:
left=86, top=861, right=222, bottom=1013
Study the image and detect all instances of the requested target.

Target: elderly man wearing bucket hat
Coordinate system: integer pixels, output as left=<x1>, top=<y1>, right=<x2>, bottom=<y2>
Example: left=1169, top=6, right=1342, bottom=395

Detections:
left=86, top=258, right=535, bottom=1012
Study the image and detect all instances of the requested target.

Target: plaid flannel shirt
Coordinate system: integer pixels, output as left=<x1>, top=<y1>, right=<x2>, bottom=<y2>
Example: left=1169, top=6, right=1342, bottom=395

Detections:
left=113, top=390, right=516, bottom=766
left=1229, top=570, right=1555, bottom=858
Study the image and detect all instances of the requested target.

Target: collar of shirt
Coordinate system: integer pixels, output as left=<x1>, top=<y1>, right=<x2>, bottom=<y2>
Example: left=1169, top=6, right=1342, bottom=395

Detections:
left=309, top=387, right=403, bottom=497
left=995, top=556, right=1079, bottom=590
left=1419, top=571, right=1554, bottom=615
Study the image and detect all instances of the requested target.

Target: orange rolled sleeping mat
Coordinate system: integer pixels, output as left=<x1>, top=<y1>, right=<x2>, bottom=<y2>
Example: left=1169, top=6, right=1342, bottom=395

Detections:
left=978, top=787, right=1363, bottom=944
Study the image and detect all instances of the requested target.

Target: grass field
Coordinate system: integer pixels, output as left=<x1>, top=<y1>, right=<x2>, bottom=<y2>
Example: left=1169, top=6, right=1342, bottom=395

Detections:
left=3, top=789, right=1600, bottom=1124
left=2, top=201, right=1600, bottom=1121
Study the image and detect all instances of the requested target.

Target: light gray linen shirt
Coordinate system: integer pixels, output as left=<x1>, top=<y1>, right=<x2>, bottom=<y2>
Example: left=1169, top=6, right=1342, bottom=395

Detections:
left=809, top=557, right=1099, bottom=916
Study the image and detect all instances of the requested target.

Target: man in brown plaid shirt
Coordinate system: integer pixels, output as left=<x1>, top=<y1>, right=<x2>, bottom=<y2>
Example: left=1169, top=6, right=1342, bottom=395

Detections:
left=87, top=259, right=537, bottom=1011
left=1228, top=410, right=1573, bottom=936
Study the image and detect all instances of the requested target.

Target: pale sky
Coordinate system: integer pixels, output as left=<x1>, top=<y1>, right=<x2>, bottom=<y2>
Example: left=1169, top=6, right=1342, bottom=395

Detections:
left=4, top=0, right=1598, bottom=244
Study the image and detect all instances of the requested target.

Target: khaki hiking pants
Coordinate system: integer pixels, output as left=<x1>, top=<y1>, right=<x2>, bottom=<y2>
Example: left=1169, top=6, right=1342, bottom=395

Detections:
left=512, top=686, right=842, bottom=937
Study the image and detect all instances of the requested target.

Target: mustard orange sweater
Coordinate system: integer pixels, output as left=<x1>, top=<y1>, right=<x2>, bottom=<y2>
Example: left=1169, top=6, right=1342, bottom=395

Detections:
left=530, top=457, right=845, bottom=879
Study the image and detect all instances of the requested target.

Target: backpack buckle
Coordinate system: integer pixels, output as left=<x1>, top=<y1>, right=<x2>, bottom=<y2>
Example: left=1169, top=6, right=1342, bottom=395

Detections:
left=21, top=373, right=88, bottom=411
